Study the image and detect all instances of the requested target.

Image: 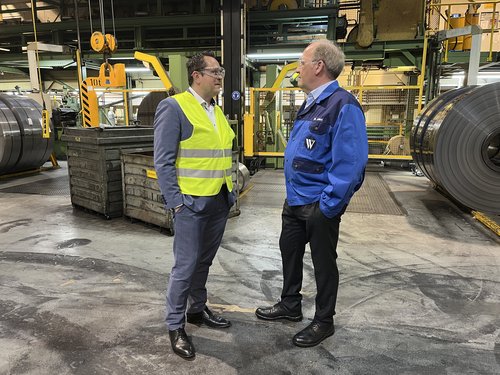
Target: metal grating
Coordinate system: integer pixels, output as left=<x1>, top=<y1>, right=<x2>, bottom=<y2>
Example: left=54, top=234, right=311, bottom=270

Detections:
left=240, top=170, right=286, bottom=208
left=241, top=170, right=404, bottom=216
left=0, top=175, right=70, bottom=196
left=348, top=172, right=404, bottom=215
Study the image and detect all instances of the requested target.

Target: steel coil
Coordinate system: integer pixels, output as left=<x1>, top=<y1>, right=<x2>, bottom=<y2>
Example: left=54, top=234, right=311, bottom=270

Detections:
left=137, top=92, right=169, bottom=126
left=238, top=162, right=251, bottom=192
left=411, top=82, right=500, bottom=215
left=0, top=94, right=53, bottom=175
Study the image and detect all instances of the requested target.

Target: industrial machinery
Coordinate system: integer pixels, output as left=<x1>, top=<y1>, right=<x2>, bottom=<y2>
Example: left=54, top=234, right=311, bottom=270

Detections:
left=244, top=61, right=299, bottom=171
left=243, top=62, right=418, bottom=173
left=51, top=106, right=79, bottom=159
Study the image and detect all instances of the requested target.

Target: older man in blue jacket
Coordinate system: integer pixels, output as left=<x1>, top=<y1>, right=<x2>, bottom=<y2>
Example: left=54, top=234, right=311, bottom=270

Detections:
left=256, top=40, right=368, bottom=347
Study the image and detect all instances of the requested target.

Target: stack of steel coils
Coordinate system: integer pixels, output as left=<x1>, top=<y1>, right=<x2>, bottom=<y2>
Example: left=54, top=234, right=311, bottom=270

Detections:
left=0, top=94, right=53, bottom=175
left=411, top=82, right=500, bottom=215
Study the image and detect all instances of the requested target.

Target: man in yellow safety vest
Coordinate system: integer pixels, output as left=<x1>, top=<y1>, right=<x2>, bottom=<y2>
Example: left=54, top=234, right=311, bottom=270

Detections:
left=153, top=51, right=235, bottom=360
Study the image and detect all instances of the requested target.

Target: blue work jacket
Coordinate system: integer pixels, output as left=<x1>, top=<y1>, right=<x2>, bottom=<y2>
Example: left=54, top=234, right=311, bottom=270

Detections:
left=284, top=81, right=368, bottom=218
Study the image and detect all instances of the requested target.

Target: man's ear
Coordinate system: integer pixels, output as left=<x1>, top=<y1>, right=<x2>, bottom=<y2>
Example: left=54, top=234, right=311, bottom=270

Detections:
left=315, top=61, right=324, bottom=75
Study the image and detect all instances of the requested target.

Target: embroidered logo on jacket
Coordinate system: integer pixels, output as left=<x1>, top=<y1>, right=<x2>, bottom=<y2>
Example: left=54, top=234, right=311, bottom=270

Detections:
left=305, top=137, right=316, bottom=150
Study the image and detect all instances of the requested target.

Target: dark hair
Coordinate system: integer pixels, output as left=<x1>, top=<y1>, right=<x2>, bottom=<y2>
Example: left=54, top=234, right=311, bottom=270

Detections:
left=167, top=86, right=179, bottom=96
left=187, top=51, right=217, bottom=85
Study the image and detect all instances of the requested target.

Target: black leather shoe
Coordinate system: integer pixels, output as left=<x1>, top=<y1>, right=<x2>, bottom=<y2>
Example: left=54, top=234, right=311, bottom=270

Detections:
left=292, top=321, right=335, bottom=347
left=255, top=302, right=303, bottom=322
left=186, top=306, right=231, bottom=328
left=169, top=328, right=195, bottom=360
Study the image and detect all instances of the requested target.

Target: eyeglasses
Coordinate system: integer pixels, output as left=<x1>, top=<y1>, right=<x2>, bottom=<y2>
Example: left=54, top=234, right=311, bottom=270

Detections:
left=200, top=67, right=225, bottom=79
left=298, top=59, right=320, bottom=67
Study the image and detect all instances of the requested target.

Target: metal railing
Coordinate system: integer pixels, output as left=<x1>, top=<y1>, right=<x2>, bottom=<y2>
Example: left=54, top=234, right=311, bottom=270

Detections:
left=428, top=0, right=500, bottom=62
left=244, top=84, right=418, bottom=161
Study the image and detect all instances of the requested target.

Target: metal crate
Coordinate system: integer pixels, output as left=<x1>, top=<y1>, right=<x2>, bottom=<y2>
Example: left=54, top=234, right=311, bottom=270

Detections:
left=61, top=126, right=154, bottom=218
left=121, top=149, right=240, bottom=233
left=121, top=150, right=174, bottom=234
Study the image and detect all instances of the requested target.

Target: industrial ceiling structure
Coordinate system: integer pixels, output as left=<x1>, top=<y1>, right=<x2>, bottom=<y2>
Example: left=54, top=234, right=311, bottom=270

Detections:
left=0, top=1, right=427, bottom=74
left=0, top=1, right=497, bottom=95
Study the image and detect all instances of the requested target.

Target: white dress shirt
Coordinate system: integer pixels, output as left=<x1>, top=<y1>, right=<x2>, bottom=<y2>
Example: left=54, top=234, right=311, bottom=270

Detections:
left=188, top=87, right=217, bottom=129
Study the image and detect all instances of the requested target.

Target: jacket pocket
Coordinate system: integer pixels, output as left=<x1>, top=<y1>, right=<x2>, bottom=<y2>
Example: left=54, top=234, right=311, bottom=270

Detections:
left=292, top=157, right=324, bottom=174
left=309, top=121, right=330, bottom=135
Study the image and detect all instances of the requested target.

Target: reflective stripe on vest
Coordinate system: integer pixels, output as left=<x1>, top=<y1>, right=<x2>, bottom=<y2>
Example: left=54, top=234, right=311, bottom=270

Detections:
left=173, top=91, right=235, bottom=196
left=178, top=148, right=233, bottom=158
left=177, top=168, right=233, bottom=178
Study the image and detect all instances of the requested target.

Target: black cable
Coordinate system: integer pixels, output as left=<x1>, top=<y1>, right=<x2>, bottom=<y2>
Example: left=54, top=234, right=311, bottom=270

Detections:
left=74, top=0, right=82, bottom=52
left=111, top=0, right=116, bottom=39
left=88, top=0, right=93, bottom=34
left=99, top=0, right=105, bottom=35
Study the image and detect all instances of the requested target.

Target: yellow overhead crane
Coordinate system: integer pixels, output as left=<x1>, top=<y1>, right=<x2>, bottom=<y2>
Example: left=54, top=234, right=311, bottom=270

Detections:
left=79, top=31, right=126, bottom=127
left=78, top=35, right=174, bottom=127
left=133, top=51, right=174, bottom=92
left=78, top=35, right=176, bottom=127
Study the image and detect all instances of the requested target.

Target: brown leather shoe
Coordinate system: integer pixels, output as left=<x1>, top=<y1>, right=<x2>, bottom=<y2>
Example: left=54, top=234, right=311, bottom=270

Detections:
left=186, top=306, right=231, bottom=328
left=169, top=327, right=195, bottom=360
left=255, top=302, right=303, bottom=322
left=292, top=321, right=335, bottom=347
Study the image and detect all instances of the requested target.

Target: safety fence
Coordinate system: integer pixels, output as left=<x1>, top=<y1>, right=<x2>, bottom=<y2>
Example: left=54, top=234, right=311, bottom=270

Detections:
left=244, top=85, right=418, bottom=161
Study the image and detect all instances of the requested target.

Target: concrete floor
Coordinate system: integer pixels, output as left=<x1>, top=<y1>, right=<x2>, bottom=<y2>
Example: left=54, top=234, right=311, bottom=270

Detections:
left=0, top=163, right=499, bottom=375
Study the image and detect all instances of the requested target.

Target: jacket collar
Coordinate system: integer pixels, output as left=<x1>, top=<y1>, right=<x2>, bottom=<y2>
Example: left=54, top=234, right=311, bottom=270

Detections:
left=298, top=81, right=340, bottom=116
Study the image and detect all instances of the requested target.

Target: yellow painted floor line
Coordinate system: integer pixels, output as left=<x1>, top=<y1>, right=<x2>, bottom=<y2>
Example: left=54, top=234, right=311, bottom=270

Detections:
left=472, top=211, right=500, bottom=237
left=238, top=183, right=255, bottom=199
left=208, top=302, right=256, bottom=314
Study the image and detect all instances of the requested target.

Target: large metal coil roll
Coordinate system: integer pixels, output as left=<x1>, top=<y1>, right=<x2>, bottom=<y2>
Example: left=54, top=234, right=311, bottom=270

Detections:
left=238, top=162, right=251, bottom=192
left=0, top=94, right=53, bottom=175
left=411, top=82, right=500, bottom=215
left=136, top=92, right=168, bottom=126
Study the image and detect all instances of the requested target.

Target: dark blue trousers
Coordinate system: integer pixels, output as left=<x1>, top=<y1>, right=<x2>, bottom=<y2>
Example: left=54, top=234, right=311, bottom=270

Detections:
left=166, top=188, right=230, bottom=330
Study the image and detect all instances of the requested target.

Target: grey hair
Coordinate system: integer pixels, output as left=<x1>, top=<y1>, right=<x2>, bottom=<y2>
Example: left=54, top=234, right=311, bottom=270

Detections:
left=311, top=40, right=345, bottom=80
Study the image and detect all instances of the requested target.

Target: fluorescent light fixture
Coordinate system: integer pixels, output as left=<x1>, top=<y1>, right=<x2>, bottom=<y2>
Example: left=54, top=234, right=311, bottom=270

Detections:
left=128, top=91, right=153, bottom=96
left=452, top=72, right=500, bottom=79
left=477, top=75, right=500, bottom=79
left=111, top=57, right=137, bottom=60
left=0, top=47, right=10, bottom=52
left=247, top=52, right=301, bottom=60
left=125, top=67, right=151, bottom=73
left=387, top=66, right=417, bottom=72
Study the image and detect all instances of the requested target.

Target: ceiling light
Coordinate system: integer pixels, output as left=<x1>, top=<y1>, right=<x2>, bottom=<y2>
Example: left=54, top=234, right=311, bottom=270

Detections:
left=247, top=52, right=301, bottom=60
left=125, top=67, right=151, bottom=73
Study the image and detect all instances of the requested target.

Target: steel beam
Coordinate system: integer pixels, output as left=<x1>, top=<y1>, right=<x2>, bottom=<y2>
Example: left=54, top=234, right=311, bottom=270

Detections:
left=222, top=0, right=244, bottom=129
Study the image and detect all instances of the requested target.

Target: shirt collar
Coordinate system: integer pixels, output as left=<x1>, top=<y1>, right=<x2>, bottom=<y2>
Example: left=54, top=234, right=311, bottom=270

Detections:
left=188, top=87, right=216, bottom=107
left=308, top=80, right=336, bottom=103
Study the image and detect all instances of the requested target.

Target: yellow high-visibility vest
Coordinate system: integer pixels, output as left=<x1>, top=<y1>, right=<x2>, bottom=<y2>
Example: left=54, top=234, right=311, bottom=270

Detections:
left=172, top=91, right=234, bottom=196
